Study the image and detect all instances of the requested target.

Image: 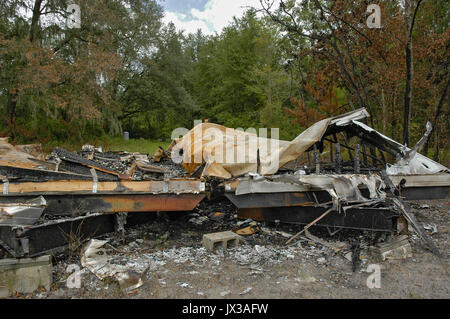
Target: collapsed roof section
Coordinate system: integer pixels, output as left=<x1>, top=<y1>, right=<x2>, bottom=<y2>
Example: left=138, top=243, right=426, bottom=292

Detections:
left=172, top=108, right=448, bottom=179
left=0, top=138, right=45, bottom=170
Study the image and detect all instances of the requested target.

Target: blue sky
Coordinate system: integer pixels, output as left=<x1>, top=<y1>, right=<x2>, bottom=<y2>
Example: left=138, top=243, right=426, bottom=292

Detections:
left=157, top=0, right=262, bottom=35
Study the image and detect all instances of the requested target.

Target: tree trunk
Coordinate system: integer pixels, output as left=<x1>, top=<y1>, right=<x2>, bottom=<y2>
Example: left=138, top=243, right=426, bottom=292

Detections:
left=424, top=79, right=449, bottom=155
left=6, top=91, right=18, bottom=138
left=403, top=44, right=412, bottom=146
left=30, top=0, right=43, bottom=42
left=381, top=88, right=387, bottom=134
left=6, top=0, right=43, bottom=137
left=403, top=0, right=423, bottom=146
left=403, top=0, right=413, bottom=146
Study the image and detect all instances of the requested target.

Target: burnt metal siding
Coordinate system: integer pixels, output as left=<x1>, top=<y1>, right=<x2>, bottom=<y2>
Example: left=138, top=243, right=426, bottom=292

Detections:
left=1, top=194, right=206, bottom=216
left=225, top=192, right=331, bottom=208
left=237, top=206, right=399, bottom=232
left=399, top=186, right=449, bottom=200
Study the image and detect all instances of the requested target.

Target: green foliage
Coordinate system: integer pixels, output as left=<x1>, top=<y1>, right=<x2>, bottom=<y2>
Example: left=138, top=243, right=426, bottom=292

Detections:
left=0, top=0, right=447, bottom=163
left=100, top=136, right=170, bottom=154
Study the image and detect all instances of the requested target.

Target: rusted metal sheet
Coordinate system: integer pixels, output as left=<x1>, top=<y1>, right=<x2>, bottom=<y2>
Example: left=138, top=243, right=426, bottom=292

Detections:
left=84, top=194, right=206, bottom=214
left=0, top=177, right=206, bottom=216
left=0, top=194, right=206, bottom=216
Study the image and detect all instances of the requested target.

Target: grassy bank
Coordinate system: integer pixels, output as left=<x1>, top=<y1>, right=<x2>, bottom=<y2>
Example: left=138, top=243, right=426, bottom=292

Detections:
left=42, top=136, right=171, bottom=155
left=101, top=136, right=171, bottom=154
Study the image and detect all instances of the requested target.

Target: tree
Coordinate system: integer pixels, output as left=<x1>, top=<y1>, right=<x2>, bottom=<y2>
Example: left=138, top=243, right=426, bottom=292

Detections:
left=403, top=0, right=423, bottom=146
left=260, top=0, right=449, bottom=162
left=0, top=0, right=163, bottom=142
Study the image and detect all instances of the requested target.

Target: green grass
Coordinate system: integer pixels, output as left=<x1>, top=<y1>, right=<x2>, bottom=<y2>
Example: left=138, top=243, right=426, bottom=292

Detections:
left=100, top=136, right=171, bottom=154
left=42, top=136, right=171, bottom=155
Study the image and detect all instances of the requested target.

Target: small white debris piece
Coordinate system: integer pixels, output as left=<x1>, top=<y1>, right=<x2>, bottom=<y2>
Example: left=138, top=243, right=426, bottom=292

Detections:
left=189, top=216, right=208, bottom=225
left=237, top=219, right=253, bottom=227
left=82, top=144, right=95, bottom=152
left=317, top=257, right=326, bottom=264
left=344, top=252, right=352, bottom=262
left=158, top=279, right=166, bottom=285
left=116, top=271, right=144, bottom=292
left=254, top=245, right=267, bottom=254
left=81, top=239, right=145, bottom=291
left=81, top=239, right=112, bottom=279
left=220, top=290, right=231, bottom=297
left=295, top=276, right=317, bottom=283
left=423, top=224, right=438, bottom=235
left=239, top=287, right=252, bottom=295
left=305, top=230, right=347, bottom=252
left=260, top=227, right=293, bottom=238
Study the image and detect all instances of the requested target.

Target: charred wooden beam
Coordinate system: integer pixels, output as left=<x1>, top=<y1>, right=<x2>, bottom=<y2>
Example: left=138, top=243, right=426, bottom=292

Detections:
left=380, top=171, right=441, bottom=257
left=53, top=147, right=128, bottom=180
left=0, top=166, right=94, bottom=183
left=355, top=144, right=361, bottom=174
left=313, top=144, right=320, bottom=174
left=335, top=143, right=342, bottom=174
left=322, top=138, right=380, bottom=163
left=237, top=206, right=399, bottom=232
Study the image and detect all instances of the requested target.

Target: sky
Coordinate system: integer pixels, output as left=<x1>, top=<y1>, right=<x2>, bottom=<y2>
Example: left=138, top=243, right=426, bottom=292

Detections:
left=158, top=0, right=263, bottom=35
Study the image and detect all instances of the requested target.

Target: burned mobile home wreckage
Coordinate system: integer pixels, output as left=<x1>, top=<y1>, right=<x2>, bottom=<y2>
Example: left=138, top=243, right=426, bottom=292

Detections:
left=0, top=108, right=448, bottom=259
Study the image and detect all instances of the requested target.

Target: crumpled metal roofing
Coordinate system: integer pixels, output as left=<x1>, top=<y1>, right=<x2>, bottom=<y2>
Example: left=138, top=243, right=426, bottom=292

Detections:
left=172, top=108, right=448, bottom=178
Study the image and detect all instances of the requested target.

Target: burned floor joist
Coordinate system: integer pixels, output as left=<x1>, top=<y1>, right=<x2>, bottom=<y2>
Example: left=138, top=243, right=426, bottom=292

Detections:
left=0, top=165, right=100, bottom=183
left=0, top=212, right=159, bottom=258
left=52, top=147, right=129, bottom=180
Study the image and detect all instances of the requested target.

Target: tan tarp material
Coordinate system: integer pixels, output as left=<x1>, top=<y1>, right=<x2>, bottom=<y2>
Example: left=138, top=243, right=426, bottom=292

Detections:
left=171, top=107, right=449, bottom=179
left=171, top=119, right=331, bottom=179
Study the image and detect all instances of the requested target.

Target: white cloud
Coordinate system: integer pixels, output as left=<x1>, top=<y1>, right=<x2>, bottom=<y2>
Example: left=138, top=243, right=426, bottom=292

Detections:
left=163, top=0, right=262, bottom=35
left=163, top=11, right=213, bottom=35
